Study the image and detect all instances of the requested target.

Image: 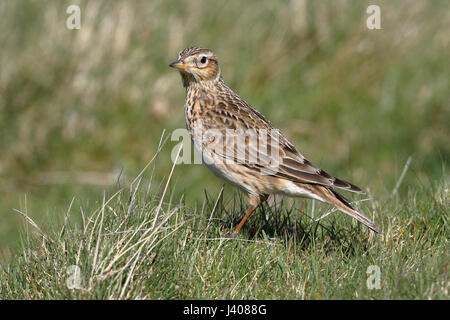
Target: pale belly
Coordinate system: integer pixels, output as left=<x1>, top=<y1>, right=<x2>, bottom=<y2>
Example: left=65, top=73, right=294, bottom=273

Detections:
left=191, top=132, right=258, bottom=195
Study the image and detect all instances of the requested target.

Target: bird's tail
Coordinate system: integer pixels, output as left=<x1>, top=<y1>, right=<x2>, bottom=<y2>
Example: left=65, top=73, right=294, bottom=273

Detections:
left=299, top=183, right=380, bottom=233
left=328, top=188, right=380, bottom=233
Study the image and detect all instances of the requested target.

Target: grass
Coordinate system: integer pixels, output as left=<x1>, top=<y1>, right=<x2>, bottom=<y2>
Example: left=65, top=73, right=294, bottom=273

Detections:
left=0, top=148, right=448, bottom=299
left=0, top=0, right=449, bottom=299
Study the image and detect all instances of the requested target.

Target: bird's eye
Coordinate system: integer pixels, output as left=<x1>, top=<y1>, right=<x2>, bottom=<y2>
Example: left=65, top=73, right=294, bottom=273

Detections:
left=200, top=56, right=207, bottom=64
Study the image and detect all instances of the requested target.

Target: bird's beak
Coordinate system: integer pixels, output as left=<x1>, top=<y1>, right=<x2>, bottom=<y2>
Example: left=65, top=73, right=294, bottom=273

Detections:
left=169, top=59, right=189, bottom=70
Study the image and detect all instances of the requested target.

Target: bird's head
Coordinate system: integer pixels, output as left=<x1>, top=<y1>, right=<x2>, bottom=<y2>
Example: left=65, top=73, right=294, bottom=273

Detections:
left=169, top=47, right=221, bottom=87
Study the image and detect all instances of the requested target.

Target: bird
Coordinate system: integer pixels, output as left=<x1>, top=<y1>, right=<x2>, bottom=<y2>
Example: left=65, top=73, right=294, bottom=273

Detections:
left=169, top=47, right=380, bottom=235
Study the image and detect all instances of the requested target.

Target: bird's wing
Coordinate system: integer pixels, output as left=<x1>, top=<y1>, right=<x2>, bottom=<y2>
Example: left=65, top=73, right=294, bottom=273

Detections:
left=275, top=135, right=364, bottom=193
left=197, top=95, right=363, bottom=193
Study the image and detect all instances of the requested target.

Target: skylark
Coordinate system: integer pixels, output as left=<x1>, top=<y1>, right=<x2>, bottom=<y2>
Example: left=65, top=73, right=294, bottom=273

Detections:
left=170, top=47, right=380, bottom=235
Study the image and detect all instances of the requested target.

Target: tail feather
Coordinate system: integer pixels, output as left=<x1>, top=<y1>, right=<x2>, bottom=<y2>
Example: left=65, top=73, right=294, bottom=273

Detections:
left=294, top=182, right=380, bottom=233
left=329, top=189, right=380, bottom=233
left=332, top=177, right=364, bottom=194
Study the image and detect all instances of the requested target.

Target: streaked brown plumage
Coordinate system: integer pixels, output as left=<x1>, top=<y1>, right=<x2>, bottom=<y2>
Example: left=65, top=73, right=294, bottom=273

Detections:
left=170, top=47, right=380, bottom=234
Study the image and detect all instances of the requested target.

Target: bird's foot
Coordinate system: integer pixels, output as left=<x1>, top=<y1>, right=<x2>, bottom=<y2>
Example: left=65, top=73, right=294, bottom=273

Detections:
left=223, top=231, right=239, bottom=239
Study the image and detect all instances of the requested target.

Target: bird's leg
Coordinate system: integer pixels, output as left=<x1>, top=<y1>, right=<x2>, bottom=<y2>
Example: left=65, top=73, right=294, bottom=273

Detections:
left=232, top=194, right=268, bottom=235
left=233, top=205, right=258, bottom=235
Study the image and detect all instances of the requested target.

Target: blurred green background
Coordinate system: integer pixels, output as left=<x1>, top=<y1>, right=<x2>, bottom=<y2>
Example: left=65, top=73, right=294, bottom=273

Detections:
left=0, top=0, right=448, bottom=255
